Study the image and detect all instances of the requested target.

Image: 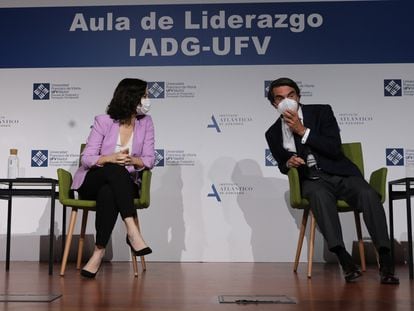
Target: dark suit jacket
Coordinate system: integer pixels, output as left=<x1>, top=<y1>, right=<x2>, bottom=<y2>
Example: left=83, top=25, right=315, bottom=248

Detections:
left=265, top=104, right=362, bottom=179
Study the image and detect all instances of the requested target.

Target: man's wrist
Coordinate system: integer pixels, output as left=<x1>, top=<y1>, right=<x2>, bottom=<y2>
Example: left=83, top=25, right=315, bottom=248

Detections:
left=299, top=127, right=307, bottom=136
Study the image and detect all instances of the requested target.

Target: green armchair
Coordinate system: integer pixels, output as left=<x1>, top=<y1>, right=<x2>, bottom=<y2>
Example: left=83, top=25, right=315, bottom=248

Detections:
left=57, top=144, right=152, bottom=277
left=288, top=142, right=387, bottom=278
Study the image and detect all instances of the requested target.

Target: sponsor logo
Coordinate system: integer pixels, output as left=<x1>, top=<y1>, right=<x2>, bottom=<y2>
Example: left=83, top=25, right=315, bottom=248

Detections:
left=33, top=82, right=81, bottom=100
left=33, top=83, right=50, bottom=100
left=207, top=183, right=253, bottom=202
left=403, top=80, right=414, bottom=96
left=265, top=149, right=277, bottom=166
left=207, top=114, right=253, bottom=133
left=264, top=80, right=273, bottom=98
left=207, top=184, right=221, bottom=202
left=154, top=149, right=165, bottom=167
left=386, top=148, right=404, bottom=166
left=207, top=115, right=221, bottom=133
left=148, top=82, right=165, bottom=98
left=165, top=82, right=196, bottom=98
left=155, top=148, right=197, bottom=167
left=265, top=80, right=314, bottom=98
left=31, top=150, right=48, bottom=167
left=337, top=112, right=373, bottom=126
left=384, top=79, right=414, bottom=97
left=384, top=79, right=402, bottom=96
left=406, top=149, right=414, bottom=176
left=31, top=150, right=79, bottom=167
left=0, top=115, right=20, bottom=128
left=165, top=150, right=196, bottom=166
left=295, top=81, right=315, bottom=97
left=148, top=81, right=197, bottom=99
left=49, top=151, right=79, bottom=166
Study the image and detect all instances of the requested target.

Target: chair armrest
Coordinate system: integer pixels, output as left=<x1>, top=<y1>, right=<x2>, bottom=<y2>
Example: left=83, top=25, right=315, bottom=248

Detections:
left=288, top=167, right=303, bottom=208
left=57, top=168, right=74, bottom=203
left=369, top=167, right=387, bottom=203
left=137, top=169, right=152, bottom=208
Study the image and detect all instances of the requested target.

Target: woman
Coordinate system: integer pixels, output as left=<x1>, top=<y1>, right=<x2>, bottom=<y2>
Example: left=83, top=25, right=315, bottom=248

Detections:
left=71, top=78, right=155, bottom=278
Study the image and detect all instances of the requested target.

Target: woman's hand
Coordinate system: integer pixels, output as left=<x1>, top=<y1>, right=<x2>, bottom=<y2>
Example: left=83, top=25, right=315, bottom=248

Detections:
left=97, top=150, right=130, bottom=166
left=114, top=151, right=130, bottom=166
left=127, top=156, right=144, bottom=169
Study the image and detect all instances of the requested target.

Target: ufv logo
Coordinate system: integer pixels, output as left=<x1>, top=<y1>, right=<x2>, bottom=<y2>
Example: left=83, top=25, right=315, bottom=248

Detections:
left=384, top=79, right=402, bottom=97
left=386, top=148, right=404, bottom=166
left=154, top=149, right=165, bottom=167
left=265, top=149, right=277, bottom=166
left=207, top=115, right=221, bottom=133
left=147, top=81, right=165, bottom=98
left=207, top=184, right=221, bottom=202
left=264, top=80, right=273, bottom=97
left=31, top=150, right=48, bottom=167
left=33, top=83, right=50, bottom=100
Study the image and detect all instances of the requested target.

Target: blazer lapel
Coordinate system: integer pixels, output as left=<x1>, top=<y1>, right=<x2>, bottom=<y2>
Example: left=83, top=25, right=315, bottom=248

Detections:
left=132, top=118, right=144, bottom=155
left=301, top=105, right=312, bottom=129
left=101, top=120, right=119, bottom=155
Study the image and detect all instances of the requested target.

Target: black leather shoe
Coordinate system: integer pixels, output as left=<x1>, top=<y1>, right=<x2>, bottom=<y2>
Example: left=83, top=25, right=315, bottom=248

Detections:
left=343, top=264, right=362, bottom=282
left=126, top=236, right=152, bottom=256
left=334, top=247, right=361, bottom=282
left=380, top=266, right=399, bottom=285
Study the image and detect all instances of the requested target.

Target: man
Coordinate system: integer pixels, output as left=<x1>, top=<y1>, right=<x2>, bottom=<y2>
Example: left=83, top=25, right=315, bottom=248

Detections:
left=265, top=77, right=399, bottom=284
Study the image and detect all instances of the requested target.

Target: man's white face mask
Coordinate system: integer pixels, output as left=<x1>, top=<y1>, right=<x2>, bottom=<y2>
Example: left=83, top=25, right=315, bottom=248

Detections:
left=277, top=98, right=298, bottom=115
left=137, top=98, right=151, bottom=115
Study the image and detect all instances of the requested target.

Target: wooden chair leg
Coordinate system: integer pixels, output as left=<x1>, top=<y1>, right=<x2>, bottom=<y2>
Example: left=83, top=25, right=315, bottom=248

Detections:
left=374, top=248, right=380, bottom=269
left=353, top=211, right=366, bottom=272
left=307, top=211, right=316, bottom=279
left=294, top=209, right=309, bottom=273
left=135, top=215, right=147, bottom=272
left=127, top=215, right=139, bottom=278
left=131, top=250, right=139, bottom=277
left=60, top=209, right=78, bottom=276
left=61, top=205, right=67, bottom=258
left=76, top=210, right=89, bottom=270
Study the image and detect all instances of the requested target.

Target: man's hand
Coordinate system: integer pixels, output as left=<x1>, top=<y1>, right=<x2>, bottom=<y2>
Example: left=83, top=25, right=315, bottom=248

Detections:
left=287, top=154, right=306, bottom=168
left=283, top=109, right=306, bottom=136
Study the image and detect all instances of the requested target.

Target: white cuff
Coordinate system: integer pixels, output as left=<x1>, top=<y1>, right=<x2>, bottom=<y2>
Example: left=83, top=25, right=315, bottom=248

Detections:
left=301, top=128, right=310, bottom=144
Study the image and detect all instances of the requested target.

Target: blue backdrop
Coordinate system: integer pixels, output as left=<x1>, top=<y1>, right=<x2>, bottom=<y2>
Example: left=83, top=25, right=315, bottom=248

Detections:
left=1, top=0, right=413, bottom=68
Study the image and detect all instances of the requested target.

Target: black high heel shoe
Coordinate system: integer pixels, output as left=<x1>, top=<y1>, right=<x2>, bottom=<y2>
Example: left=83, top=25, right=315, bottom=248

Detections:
left=81, top=263, right=102, bottom=279
left=126, top=236, right=152, bottom=256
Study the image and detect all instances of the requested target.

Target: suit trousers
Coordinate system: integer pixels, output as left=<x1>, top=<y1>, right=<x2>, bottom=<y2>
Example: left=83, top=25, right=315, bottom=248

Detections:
left=77, top=163, right=139, bottom=247
left=302, top=172, right=391, bottom=251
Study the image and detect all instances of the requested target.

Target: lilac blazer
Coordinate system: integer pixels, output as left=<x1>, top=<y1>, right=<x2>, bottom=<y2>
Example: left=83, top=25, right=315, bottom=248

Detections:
left=71, top=114, right=155, bottom=190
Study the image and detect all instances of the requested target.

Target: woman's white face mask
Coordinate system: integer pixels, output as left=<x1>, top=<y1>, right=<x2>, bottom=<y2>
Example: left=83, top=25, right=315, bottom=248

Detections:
left=277, top=98, right=298, bottom=114
left=137, top=98, right=151, bottom=115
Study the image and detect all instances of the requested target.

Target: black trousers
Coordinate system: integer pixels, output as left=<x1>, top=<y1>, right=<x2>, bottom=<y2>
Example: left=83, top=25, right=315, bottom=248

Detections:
left=302, top=172, right=391, bottom=252
left=77, top=163, right=139, bottom=247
